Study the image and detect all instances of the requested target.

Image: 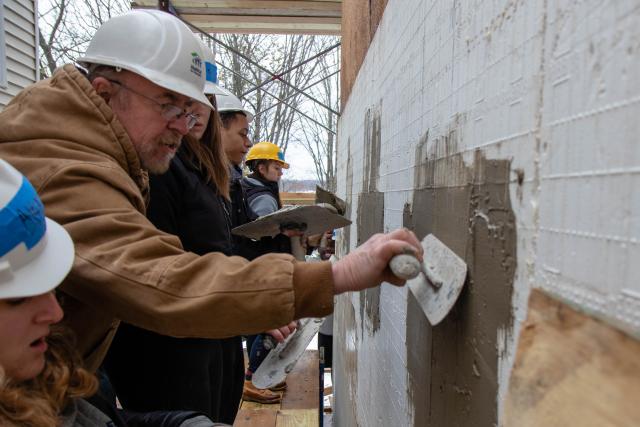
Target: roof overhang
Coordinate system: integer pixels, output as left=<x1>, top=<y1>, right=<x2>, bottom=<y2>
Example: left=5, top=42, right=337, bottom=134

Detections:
left=131, top=1, right=342, bottom=35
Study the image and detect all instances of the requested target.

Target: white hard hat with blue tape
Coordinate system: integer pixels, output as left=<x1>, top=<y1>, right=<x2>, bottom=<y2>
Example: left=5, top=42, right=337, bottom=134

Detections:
left=0, top=159, right=74, bottom=299
left=198, top=39, right=225, bottom=96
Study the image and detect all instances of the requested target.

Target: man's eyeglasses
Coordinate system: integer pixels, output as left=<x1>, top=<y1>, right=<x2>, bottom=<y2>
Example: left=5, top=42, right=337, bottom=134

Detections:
left=106, top=79, right=199, bottom=130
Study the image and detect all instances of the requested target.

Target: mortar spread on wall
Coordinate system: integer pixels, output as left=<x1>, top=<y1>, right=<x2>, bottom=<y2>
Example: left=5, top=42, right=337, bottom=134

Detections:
left=404, top=123, right=517, bottom=427
left=358, top=105, right=385, bottom=336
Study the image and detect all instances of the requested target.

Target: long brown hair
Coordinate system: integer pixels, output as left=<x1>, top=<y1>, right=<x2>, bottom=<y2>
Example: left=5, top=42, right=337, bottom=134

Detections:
left=182, top=95, right=230, bottom=199
left=0, top=327, right=98, bottom=427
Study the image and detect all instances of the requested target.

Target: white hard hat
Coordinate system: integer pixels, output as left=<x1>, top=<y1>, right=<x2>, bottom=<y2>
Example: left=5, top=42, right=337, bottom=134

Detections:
left=198, top=39, right=225, bottom=96
left=216, top=86, right=254, bottom=122
left=79, top=10, right=212, bottom=108
left=0, top=159, right=75, bottom=299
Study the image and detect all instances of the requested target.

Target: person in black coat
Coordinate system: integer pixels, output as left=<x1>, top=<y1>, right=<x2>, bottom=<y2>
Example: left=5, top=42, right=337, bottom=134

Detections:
left=239, top=142, right=302, bottom=402
left=219, top=112, right=297, bottom=404
left=104, top=90, right=244, bottom=424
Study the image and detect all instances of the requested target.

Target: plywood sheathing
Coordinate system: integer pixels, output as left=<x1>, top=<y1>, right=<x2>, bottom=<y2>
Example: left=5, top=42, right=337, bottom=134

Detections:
left=403, top=119, right=517, bottom=426
left=341, top=0, right=389, bottom=108
left=503, top=289, right=640, bottom=427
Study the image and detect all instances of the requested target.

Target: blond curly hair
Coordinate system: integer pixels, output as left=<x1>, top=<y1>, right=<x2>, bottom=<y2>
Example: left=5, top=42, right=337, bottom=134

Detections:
left=0, top=326, right=98, bottom=427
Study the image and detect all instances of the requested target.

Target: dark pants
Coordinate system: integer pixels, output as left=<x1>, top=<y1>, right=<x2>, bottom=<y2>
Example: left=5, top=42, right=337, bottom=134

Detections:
left=246, top=334, right=271, bottom=375
left=318, top=333, right=333, bottom=369
left=104, top=324, right=244, bottom=424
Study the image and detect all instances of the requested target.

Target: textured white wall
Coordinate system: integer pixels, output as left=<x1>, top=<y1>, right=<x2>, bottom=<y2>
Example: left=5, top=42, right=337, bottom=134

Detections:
left=335, top=0, right=640, bottom=425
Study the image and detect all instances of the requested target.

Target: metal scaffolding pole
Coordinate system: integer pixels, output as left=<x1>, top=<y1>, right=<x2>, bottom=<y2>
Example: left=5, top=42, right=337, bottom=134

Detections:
left=216, top=61, right=336, bottom=136
left=240, top=42, right=340, bottom=98
left=176, top=16, right=341, bottom=117
left=254, top=69, right=340, bottom=119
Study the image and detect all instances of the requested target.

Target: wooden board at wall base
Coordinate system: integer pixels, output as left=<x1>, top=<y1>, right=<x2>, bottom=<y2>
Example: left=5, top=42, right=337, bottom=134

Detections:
left=502, top=289, right=640, bottom=427
left=280, top=350, right=320, bottom=410
left=236, top=350, right=319, bottom=426
left=233, top=408, right=317, bottom=427
left=275, top=409, right=318, bottom=427
left=233, top=408, right=278, bottom=427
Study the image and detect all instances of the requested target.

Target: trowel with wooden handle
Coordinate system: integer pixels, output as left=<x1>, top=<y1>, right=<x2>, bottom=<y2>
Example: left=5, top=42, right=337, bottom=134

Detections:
left=241, top=204, right=350, bottom=390
left=389, top=234, right=467, bottom=325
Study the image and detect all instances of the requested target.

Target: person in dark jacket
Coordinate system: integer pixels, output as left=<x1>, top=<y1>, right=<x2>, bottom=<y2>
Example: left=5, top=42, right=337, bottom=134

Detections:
left=218, top=98, right=298, bottom=404
left=217, top=88, right=258, bottom=259
left=240, top=141, right=304, bottom=403
left=104, top=65, right=244, bottom=424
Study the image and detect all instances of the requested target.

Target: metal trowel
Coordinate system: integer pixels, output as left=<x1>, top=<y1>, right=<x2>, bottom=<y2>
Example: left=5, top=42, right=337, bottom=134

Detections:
left=252, top=233, right=466, bottom=390
left=247, top=203, right=350, bottom=390
left=252, top=317, right=325, bottom=390
left=389, top=234, right=467, bottom=325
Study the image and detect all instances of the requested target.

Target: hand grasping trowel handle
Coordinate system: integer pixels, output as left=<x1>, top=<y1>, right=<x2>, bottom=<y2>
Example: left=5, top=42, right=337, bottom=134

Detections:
left=389, top=251, right=442, bottom=288
left=280, top=221, right=307, bottom=261
left=388, top=234, right=467, bottom=325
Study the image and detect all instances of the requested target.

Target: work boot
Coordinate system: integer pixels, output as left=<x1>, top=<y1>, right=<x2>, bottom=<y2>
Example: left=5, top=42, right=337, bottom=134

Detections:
left=269, top=380, right=287, bottom=392
left=242, top=380, right=282, bottom=404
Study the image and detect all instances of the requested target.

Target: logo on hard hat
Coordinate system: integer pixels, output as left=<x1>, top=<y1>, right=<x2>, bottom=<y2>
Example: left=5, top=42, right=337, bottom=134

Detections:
left=190, top=52, right=202, bottom=77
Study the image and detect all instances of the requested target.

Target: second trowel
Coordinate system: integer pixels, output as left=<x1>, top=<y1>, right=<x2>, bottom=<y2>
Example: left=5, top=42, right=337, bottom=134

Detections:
left=389, top=233, right=467, bottom=325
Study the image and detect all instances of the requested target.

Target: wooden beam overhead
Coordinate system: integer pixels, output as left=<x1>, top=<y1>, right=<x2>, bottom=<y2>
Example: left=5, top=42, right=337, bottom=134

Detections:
left=132, top=0, right=342, bottom=35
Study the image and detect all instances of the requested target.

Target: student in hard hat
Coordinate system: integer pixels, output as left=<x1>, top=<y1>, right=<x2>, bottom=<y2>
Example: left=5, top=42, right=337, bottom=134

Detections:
left=240, top=141, right=302, bottom=403
left=216, top=87, right=258, bottom=260
left=243, top=141, right=290, bottom=216
left=0, top=159, right=220, bottom=427
left=217, top=95, right=298, bottom=403
left=104, top=45, right=245, bottom=423
left=0, top=9, right=422, bottom=381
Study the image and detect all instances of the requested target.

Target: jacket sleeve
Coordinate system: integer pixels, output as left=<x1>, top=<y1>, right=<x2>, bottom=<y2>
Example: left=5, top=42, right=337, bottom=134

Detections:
left=249, top=193, right=279, bottom=217
left=42, top=163, right=334, bottom=338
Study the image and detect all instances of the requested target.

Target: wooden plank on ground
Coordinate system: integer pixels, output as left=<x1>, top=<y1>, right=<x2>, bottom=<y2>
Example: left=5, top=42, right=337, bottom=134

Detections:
left=240, top=400, right=281, bottom=410
left=502, top=289, right=640, bottom=427
left=280, top=350, right=319, bottom=410
left=233, top=408, right=277, bottom=427
left=276, top=409, right=318, bottom=427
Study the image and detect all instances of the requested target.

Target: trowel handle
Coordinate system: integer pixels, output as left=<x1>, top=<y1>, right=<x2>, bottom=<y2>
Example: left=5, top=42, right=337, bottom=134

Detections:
left=389, top=254, right=421, bottom=280
left=263, top=334, right=277, bottom=350
left=389, top=254, right=442, bottom=289
left=290, top=236, right=306, bottom=261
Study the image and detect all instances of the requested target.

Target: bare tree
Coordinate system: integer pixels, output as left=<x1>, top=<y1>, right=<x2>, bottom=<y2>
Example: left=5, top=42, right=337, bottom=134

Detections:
left=214, top=34, right=336, bottom=157
left=38, top=0, right=129, bottom=78
left=295, top=46, right=340, bottom=190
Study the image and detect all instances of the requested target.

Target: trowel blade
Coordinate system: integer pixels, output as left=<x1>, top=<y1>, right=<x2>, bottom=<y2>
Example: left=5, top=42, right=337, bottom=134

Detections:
left=232, top=204, right=351, bottom=240
left=409, top=234, right=467, bottom=325
left=252, top=317, right=325, bottom=390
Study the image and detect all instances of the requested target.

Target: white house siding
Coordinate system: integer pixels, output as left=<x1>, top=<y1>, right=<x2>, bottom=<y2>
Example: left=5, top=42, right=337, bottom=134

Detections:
left=1, top=0, right=38, bottom=109
left=334, top=0, right=640, bottom=426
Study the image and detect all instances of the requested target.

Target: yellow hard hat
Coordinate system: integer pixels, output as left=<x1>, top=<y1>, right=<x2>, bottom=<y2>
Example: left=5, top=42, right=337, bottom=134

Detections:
left=245, top=141, right=290, bottom=169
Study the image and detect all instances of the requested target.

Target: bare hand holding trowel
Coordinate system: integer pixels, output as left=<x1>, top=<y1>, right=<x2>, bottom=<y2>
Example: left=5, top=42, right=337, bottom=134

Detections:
left=389, top=234, right=468, bottom=325
left=331, top=228, right=425, bottom=291
left=254, top=229, right=450, bottom=390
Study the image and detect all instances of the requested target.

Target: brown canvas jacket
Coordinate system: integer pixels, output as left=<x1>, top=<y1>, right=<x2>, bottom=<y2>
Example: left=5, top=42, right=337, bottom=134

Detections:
left=0, top=65, right=333, bottom=370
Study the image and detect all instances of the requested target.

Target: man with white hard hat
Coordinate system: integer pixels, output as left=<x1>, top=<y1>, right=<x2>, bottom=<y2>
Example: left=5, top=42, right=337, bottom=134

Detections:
left=0, top=9, right=422, bottom=374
